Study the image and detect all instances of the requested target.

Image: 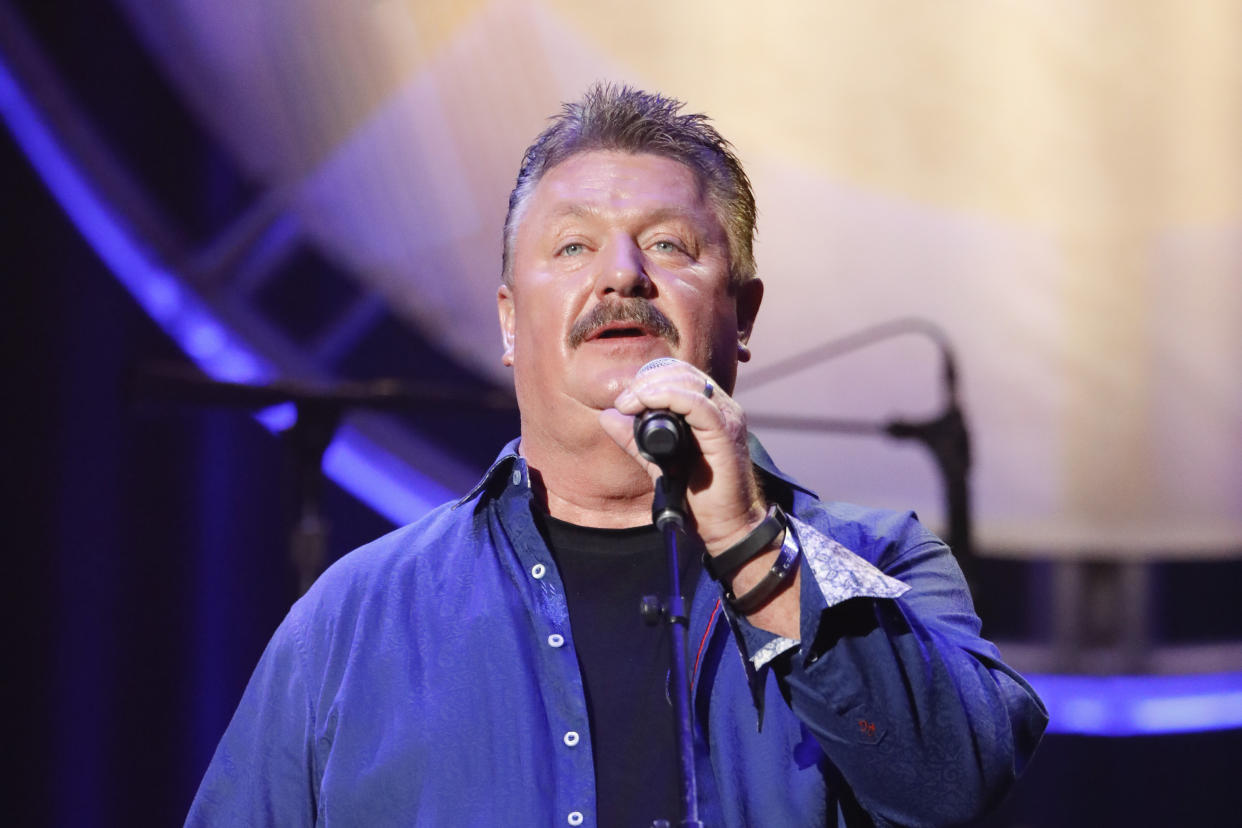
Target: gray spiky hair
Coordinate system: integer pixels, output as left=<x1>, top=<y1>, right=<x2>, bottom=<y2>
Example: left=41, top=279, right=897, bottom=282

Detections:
left=501, top=83, right=757, bottom=288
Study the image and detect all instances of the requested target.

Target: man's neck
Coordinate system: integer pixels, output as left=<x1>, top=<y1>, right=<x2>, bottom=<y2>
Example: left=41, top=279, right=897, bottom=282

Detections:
left=519, top=423, right=654, bottom=529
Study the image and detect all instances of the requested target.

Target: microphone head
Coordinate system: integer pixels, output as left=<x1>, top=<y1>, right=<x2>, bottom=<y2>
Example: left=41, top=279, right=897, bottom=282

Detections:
left=632, top=357, right=695, bottom=468
left=637, top=357, right=682, bottom=376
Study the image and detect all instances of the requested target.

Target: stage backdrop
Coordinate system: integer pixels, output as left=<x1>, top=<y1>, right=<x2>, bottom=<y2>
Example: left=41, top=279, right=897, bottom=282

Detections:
left=116, top=0, right=1241, bottom=556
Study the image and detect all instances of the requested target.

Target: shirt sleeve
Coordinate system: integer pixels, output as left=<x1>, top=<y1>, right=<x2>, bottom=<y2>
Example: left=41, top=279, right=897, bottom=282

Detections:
left=726, top=509, right=1048, bottom=827
left=729, top=515, right=911, bottom=669
left=184, top=613, right=318, bottom=827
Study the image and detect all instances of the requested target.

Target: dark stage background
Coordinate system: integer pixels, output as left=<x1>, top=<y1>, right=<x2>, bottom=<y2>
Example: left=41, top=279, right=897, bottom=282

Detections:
left=4, top=124, right=391, bottom=825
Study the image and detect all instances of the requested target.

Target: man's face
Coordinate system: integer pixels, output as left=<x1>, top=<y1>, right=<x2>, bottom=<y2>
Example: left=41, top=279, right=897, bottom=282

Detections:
left=498, top=150, right=762, bottom=436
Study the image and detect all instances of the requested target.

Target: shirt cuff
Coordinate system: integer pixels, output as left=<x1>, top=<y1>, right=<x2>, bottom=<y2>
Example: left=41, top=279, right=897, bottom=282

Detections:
left=732, top=514, right=911, bottom=670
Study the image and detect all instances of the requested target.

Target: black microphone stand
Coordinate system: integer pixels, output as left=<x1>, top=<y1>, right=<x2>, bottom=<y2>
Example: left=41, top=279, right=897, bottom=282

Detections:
left=635, top=416, right=704, bottom=828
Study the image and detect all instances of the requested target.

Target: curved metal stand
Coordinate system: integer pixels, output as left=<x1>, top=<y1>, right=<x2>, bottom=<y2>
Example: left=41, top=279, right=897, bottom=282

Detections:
left=741, top=317, right=977, bottom=595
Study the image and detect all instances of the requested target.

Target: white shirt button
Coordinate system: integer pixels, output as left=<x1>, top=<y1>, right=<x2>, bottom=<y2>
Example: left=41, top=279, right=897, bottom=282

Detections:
left=567, top=811, right=584, bottom=825
left=511, top=469, right=522, bottom=486
left=547, top=633, right=565, bottom=648
left=531, top=563, right=546, bottom=579
left=563, top=730, right=580, bottom=747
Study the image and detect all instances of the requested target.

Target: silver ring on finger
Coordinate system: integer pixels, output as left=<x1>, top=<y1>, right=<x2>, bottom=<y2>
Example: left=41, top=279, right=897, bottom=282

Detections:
left=703, top=379, right=714, bottom=399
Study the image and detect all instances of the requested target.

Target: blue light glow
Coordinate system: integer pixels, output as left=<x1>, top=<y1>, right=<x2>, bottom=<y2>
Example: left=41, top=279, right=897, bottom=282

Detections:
left=1, top=56, right=272, bottom=386
left=255, top=403, right=299, bottom=432
left=0, top=49, right=446, bottom=527
left=1028, top=672, right=1242, bottom=736
left=323, top=426, right=456, bottom=525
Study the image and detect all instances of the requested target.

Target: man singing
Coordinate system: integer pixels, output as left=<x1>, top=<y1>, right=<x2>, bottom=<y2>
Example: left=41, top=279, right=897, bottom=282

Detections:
left=188, top=84, right=1046, bottom=827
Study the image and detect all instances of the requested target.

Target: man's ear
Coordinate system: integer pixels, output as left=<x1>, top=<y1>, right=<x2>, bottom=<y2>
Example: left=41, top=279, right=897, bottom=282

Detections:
left=497, top=284, right=516, bottom=367
left=734, top=277, right=763, bottom=362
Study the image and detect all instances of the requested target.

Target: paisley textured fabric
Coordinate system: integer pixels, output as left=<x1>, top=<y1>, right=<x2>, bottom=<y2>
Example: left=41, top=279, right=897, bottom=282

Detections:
left=744, top=515, right=911, bottom=671
left=187, top=437, right=1046, bottom=827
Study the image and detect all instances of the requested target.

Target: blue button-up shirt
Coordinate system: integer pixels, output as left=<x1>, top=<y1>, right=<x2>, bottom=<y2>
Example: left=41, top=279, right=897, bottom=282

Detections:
left=187, top=438, right=1046, bottom=827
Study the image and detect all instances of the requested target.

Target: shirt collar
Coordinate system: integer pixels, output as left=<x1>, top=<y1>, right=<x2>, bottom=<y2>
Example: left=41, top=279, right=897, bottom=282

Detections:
left=746, top=432, right=819, bottom=500
left=454, top=433, right=817, bottom=509
left=453, top=437, right=524, bottom=508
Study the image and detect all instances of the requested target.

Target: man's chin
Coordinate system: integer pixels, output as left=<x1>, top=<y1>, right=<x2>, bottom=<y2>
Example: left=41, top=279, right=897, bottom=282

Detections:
left=575, top=338, right=673, bottom=376
left=576, top=383, right=629, bottom=413
left=569, top=354, right=647, bottom=394
left=560, top=370, right=633, bottom=414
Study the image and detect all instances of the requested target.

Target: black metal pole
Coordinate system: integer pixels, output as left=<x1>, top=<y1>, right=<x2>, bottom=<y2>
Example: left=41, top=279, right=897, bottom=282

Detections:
left=645, top=474, right=703, bottom=828
left=886, top=403, right=975, bottom=594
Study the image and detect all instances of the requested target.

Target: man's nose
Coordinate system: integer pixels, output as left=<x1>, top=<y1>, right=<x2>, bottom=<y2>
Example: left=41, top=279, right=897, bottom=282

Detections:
left=595, top=235, right=653, bottom=298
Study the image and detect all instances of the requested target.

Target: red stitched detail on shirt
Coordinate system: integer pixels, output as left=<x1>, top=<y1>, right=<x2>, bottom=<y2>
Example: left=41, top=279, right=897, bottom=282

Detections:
left=692, top=598, right=722, bottom=683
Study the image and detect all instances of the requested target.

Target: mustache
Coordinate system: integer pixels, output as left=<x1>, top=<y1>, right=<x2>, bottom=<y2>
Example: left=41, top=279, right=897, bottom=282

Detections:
left=566, top=299, right=681, bottom=349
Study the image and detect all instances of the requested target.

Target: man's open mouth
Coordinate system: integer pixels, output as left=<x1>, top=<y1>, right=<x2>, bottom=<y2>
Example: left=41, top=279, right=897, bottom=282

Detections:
left=590, top=324, right=654, bottom=340
left=567, top=301, right=680, bottom=349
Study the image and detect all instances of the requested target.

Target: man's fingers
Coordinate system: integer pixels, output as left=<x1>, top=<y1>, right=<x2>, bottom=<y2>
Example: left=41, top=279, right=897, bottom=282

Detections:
left=616, top=377, right=727, bottom=429
left=598, top=408, right=661, bottom=480
left=598, top=407, right=635, bottom=447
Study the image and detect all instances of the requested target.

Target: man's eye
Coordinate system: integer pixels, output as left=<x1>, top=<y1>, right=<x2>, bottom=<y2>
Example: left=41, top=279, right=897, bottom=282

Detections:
left=652, top=240, right=681, bottom=253
left=559, top=242, right=585, bottom=256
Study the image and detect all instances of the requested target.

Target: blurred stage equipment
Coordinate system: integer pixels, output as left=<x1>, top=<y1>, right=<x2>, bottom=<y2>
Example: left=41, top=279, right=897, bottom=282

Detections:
left=134, top=362, right=516, bottom=593
left=742, top=317, right=976, bottom=593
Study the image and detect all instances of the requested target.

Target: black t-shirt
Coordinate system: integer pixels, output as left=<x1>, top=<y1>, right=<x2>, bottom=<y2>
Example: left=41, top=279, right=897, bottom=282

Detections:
left=536, top=512, right=703, bottom=828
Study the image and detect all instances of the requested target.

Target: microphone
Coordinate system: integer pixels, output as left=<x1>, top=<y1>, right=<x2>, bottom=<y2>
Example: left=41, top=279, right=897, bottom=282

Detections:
left=632, top=358, right=695, bottom=469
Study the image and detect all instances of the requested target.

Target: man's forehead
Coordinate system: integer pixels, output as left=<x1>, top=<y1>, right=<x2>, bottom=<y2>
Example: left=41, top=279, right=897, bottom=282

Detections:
left=526, top=151, right=713, bottom=224
left=541, top=201, right=704, bottom=226
left=538, top=151, right=703, bottom=200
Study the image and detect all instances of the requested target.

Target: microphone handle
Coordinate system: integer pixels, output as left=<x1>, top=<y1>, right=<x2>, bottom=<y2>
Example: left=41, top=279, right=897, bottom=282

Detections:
left=635, top=409, right=692, bottom=468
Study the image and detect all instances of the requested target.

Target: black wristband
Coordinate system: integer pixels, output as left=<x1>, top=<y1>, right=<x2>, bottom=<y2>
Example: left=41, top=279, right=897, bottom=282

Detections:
left=703, top=503, right=787, bottom=583
left=726, top=522, right=801, bottom=615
